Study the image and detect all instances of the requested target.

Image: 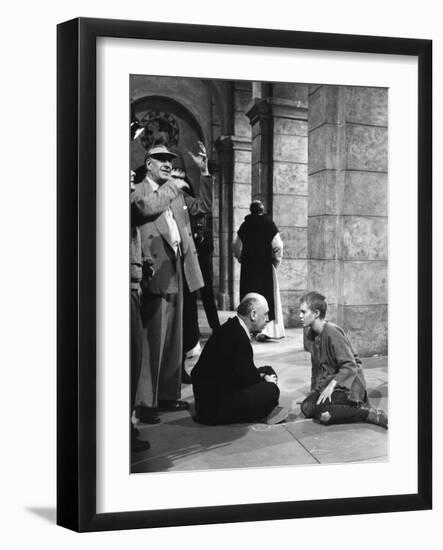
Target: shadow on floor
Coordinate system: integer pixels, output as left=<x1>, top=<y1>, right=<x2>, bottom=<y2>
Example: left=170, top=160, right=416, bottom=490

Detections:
left=131, top=411, right=251, bottom=473
left=26, top=507, right=56, bottom=524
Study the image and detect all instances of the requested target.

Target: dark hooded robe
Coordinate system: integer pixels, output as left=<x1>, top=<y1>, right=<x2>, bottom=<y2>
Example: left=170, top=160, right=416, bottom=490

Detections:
left=237, top=213, right=279, bottom=320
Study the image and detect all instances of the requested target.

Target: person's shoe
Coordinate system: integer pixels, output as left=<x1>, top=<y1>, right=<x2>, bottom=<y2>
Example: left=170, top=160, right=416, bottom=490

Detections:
left=255, top=333, right=273, bottom=342
left=363, top=405, right=388, bottom=429
left=157, top=399, right=190, bottom=411
left=263, top=406, right=289, bottom=425
left=181, top=368, right=192, bottom=384
left=136, top=406, right=161, bottom=424
left=131, top=438, right=151, bottom=452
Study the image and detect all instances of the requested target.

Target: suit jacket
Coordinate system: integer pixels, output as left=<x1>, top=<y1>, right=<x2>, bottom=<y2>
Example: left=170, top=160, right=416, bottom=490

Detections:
left=191, top=317, right=264, bottom=412
left=130, top=180, right=179, bottom=288
left=133, top=175, right=213, bottom=294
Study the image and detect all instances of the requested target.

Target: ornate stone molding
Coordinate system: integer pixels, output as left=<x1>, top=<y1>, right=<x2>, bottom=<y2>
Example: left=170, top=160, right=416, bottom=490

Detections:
left=246, top=97, right=308, bottom=123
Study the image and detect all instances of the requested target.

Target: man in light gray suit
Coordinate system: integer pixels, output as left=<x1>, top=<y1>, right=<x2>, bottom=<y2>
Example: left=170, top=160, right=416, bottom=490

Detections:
left=133, top=142, right=213, bottom=422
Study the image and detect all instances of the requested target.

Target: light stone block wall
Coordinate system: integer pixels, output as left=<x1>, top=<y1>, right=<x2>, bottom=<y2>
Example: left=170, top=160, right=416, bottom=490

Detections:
left=271, top=85, right=309, bottom=327
left=308, top=85, right=388, bottom=356
left=231, top=82, right=253, bottom=308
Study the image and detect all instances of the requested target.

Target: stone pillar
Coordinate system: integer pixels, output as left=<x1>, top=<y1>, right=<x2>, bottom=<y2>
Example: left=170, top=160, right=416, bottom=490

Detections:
left=214, top=136, right=234, bottom=310
left=231, top=137, right=252, bottom=308
left=246, top=84, right=309, bottom=326
left=229, top=82, right=253, bottom=308
left=308, top=85, right=388, bottom=356
left=215, top=134, right=252, bottom=310
left=209, top=160, right=220, bottom=297
left=210, top=96, right=222, bottom=297
left=245, top=98, right=272, bottom=209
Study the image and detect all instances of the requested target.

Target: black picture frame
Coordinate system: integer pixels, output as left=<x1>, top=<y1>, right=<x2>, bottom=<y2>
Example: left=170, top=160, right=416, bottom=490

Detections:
left=57, top=17, right=432, bottom=532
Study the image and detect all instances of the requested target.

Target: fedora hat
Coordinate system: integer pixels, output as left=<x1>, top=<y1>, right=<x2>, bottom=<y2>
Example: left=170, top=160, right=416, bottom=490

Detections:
left=145, top=144, right=177, bottom=161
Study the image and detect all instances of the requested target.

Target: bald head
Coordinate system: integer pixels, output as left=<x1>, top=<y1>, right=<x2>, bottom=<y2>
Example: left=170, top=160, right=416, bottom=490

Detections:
left=237, top=293, right=269, bottom=334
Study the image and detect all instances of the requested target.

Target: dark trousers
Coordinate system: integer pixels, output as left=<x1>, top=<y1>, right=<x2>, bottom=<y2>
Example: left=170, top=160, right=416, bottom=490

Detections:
left=130, top=290, right=143, bottom=438
left=195, top=382, right=279, bottom=425
left=198, top=252, right=220, bottom=329
left=301, top=389, right=369, bottom=425
left=183, top=272, right=200, bottom=354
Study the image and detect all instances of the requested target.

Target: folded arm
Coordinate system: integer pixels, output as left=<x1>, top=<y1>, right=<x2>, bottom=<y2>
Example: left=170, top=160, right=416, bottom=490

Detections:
left=131, top=180, right=179, bottom=225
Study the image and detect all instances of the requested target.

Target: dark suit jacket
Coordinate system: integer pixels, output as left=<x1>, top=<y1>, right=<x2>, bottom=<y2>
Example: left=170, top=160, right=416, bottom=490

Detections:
left=191, top=317, right=264, bottom=414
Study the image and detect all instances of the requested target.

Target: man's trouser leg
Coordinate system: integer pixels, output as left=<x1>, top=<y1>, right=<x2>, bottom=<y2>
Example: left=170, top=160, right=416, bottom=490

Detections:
left=199, top=253, right=220, bottom=329
left=137, top=259, right=184, bottom=407
left=214, top=382, right=280, bottom=424
left=130, top=290, right=144, bottom=439
left=301, top=390, right=369, bottom=425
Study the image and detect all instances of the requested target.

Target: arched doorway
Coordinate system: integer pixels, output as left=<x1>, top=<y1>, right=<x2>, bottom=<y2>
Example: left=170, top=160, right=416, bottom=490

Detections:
left=131, top=96, right=205, bottom=194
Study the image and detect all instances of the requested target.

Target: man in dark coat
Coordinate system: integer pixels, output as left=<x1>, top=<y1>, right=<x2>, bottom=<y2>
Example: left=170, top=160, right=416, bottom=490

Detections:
left=193, top=216, right=220, bottom=331
left=191, top=293, right=288, bottom=425
left=233, top=200, right=283, bottom=335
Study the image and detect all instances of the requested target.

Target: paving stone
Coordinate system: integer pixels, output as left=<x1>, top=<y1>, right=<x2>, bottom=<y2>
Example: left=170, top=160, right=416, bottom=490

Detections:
left=283, top=419, right=388, bottom=464
left=133, top=413, right=316, bottom=472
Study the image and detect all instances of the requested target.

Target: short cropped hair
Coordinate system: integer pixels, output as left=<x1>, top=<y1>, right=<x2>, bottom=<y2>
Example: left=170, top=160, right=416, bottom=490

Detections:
left=237, top=296, right=261, bottom=317
left=299, top=291, right=327, bottom=319
left=250, top=200, right=264, bottom=215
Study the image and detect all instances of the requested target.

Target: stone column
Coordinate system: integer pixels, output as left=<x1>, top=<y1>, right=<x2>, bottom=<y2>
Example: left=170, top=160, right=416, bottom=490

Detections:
left=245, top=98, right=273, bottom=209
left=308, top=85, right=388, bottom=355
left=231, top=137, right=252, bottom=308
left=215, top=134, right=251, bottom=310
left=210, top=95, right=222, bottom=297
left=208, top=160, right=220, bottom=297
left=214, top=136, right=234, bottom=311
left=246, top=84, right=309, bottom=326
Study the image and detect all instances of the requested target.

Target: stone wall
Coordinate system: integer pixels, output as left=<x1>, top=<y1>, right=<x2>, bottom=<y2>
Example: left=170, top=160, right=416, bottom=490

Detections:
left=307, top=85, right=388, bottom=356
left=232, top=82, right=253, bottom=307
left=272, top=86, right=309, bottom=327
left=246, top=83, right=309, bottom=325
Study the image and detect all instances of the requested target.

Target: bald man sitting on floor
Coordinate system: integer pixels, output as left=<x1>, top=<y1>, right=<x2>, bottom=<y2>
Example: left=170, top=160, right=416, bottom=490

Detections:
left=191, top=293, right=288, bottom=425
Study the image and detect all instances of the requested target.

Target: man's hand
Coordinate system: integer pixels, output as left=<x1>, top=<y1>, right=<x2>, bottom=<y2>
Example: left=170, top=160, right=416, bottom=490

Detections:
left=316, top=380, right=337, bottom=405
left=130, top=170, right=136, bottom=191
left=142, top=258, right=155, bottom=280
left=188, top=141, right=210, bottom=176
left=169, top=174, right=190, bottom=191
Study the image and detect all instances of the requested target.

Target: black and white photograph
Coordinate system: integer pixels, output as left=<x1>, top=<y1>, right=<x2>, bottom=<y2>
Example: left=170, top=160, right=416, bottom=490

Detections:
left=54, top=14, right=431, bottom=534
left=2, top=0, right=440, bottom=545
left=129, top=75, right=389, bottom=472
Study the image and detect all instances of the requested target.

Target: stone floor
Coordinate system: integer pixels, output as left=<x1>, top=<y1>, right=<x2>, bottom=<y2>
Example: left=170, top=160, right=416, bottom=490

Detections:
left=131, top=307, right=388, bottom=473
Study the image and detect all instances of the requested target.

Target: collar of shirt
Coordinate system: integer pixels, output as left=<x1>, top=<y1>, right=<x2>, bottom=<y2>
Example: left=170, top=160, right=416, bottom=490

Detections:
left=146, top=176, right=159, bottom=191
left=236, top=315, right=252, bottom=340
